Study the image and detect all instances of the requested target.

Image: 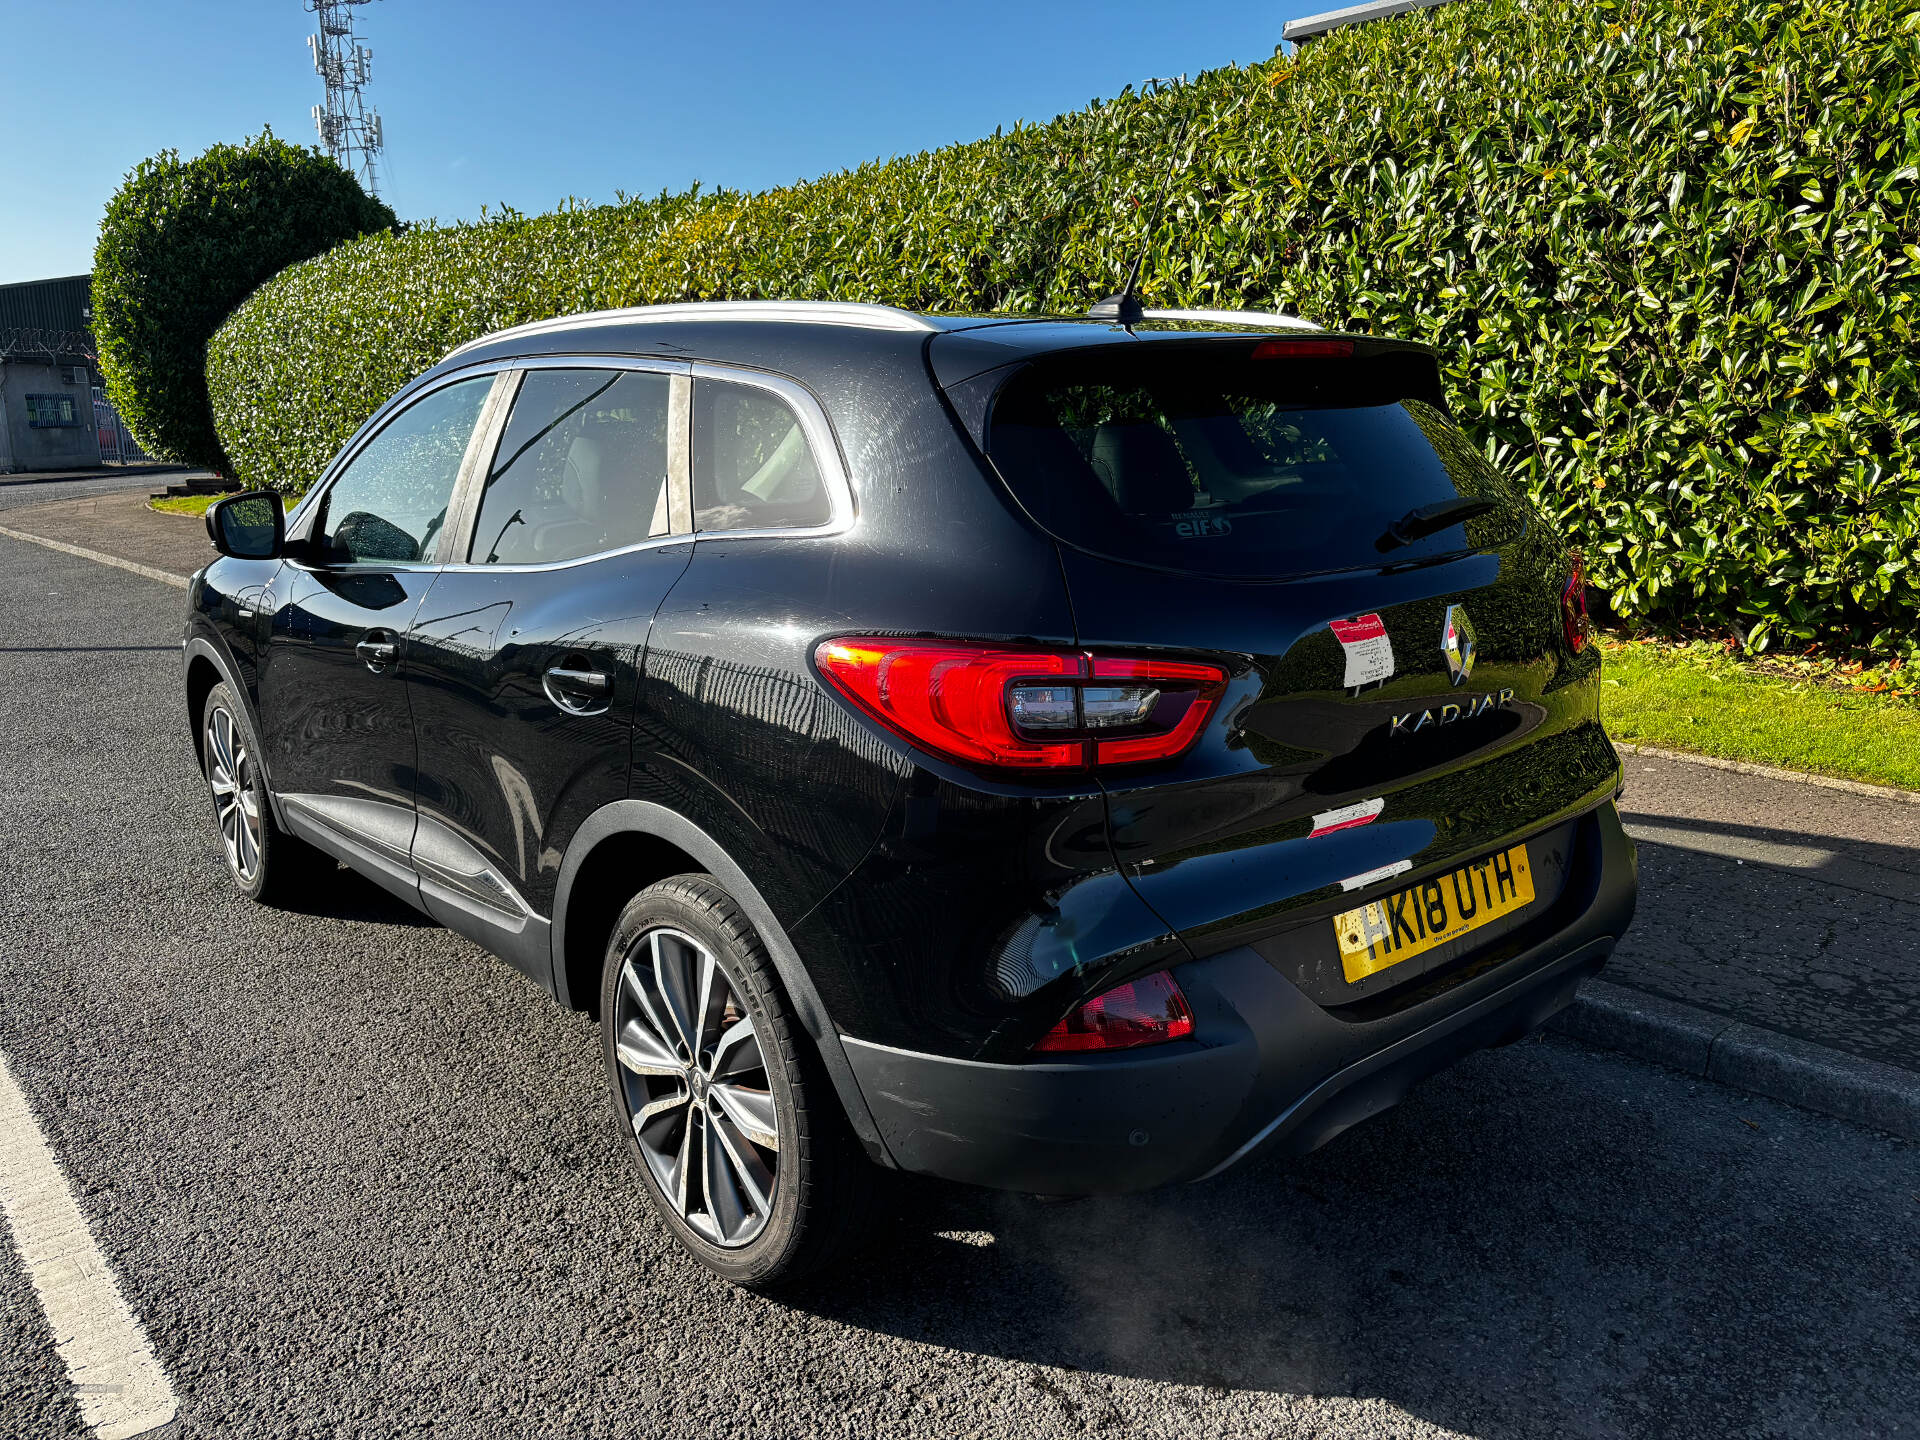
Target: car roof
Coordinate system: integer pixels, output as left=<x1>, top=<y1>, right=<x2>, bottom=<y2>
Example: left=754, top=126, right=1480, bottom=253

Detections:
left=439, top=300, right=1325, bottom=366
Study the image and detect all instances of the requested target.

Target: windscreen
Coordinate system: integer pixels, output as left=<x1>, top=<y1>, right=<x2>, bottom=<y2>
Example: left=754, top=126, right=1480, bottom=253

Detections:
left=983, top=344, right=1526, bottom=578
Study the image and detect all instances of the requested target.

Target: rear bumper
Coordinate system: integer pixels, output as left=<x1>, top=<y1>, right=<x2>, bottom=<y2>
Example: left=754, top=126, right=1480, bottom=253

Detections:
left=842, top=802, right=1638, bottom=1194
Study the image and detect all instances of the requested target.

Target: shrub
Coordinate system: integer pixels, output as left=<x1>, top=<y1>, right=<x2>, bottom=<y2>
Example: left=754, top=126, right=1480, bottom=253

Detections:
left=207, top=0, right=1920, bottom=657
left=206, top=191, right=720, bottom=491
left=93, top=130, right=395, bottom=468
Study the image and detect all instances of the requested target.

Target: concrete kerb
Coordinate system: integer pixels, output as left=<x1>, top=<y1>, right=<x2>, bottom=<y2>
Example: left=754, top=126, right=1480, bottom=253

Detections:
left=1551, top=979, right=1920, bottom=1142
left=1616, top=741, right=1920, bottom=805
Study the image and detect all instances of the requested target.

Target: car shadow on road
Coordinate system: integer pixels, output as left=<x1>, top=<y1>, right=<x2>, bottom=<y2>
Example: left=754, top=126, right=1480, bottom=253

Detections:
left=1620, top=809, right=1920, bottom=898
left=785, top=1041, right=1915, bottom=1437
left=274, top=860, right=437, bottom=926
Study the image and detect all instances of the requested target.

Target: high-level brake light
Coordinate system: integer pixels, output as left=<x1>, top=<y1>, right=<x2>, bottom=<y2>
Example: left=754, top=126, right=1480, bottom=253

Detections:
left=1251, top=337, right=1354, bottom=360
left=813, top=638, right=1227, bottom=771
left=1032, top=970, right=1195, bottom=1053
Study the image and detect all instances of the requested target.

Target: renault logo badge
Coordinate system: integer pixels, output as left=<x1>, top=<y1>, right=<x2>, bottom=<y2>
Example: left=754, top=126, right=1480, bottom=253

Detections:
left=1441, top=604, right=1476, bottom=686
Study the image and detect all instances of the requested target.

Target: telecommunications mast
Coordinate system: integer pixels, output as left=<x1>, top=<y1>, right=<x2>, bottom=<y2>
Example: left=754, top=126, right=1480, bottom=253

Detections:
left=305, top=0, right=385, bottom=197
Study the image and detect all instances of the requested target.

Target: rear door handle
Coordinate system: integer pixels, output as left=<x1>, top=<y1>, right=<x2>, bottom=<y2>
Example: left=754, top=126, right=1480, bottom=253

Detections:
left=543, top=664, right=612, bottom=715
left=356, top=632, right=400, bottom=672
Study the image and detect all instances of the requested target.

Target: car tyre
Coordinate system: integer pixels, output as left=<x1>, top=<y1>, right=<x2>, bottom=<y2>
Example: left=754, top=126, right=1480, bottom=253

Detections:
left=600, top=873, right=879, bottom=1290
left=199, top=680, right=330, bottom=905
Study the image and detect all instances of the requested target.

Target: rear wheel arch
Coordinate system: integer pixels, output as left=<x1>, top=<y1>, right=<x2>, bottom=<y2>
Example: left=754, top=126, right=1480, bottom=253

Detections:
left=552, top=800, right=892, bottom=1167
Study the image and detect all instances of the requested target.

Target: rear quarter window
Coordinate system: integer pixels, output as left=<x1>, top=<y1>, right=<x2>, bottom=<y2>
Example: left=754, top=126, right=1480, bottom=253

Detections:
left=982, top=343, right=1527, bottom=578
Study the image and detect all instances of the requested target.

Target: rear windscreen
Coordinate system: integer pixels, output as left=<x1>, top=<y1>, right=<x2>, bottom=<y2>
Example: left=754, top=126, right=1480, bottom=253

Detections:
left=982, top=344, right=1526, bottom=578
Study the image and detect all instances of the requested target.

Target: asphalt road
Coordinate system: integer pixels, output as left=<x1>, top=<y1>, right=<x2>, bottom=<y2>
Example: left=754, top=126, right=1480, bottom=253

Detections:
left=0, top=469, right=183, bottom=514
left=2, top=507, right=1917, bottom=1439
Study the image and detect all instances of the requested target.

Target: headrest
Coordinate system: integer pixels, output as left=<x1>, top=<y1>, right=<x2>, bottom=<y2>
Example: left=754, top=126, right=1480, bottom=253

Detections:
left=563, top=433, right=605, bottom=518
left=1088, top=422, right=1194, bottom=515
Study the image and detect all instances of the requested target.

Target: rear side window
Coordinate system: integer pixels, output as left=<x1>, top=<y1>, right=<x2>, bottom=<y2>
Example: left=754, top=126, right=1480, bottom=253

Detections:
left=317, top=375, right=491, bottom=565
left=470, top=368, right=673, bottom=565
left=984, top=344, right=1524, bottom=578
left=693, top=379, right=831, bottom=532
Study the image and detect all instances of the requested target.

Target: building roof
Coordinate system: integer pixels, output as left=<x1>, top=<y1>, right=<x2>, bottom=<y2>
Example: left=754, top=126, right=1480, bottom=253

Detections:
left=0, top=274, right=92, bottom=335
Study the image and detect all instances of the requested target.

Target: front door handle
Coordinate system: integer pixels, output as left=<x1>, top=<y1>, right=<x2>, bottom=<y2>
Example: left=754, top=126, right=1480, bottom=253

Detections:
left=357, top=631, right=400, bottom=673
left=543, top=664, right=612, bottom=715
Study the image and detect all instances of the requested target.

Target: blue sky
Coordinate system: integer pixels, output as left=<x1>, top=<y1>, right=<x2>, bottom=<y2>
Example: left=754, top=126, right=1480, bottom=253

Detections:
left=0, top=0, right=1317, bottom=283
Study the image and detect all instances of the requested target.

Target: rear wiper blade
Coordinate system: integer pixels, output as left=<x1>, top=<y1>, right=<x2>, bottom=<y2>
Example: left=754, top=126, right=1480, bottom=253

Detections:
left=1376, top=497, right=1497, bottom=552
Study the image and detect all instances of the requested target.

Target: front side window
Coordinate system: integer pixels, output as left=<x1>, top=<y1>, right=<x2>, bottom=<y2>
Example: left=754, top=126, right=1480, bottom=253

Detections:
left=316, top=376, right=492, bottom=564
left=692, top=379, right=831, bottom=532
left=468, top=368, right=673, bottom=566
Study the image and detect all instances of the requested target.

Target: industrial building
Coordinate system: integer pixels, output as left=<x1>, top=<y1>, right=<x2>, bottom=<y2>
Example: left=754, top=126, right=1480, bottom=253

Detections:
left=0, top=273, right=146, bottom=472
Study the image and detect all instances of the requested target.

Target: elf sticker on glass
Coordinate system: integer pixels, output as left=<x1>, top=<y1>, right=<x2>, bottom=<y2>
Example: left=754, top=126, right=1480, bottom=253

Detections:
left=1328, top=613, right=1395, bottom=689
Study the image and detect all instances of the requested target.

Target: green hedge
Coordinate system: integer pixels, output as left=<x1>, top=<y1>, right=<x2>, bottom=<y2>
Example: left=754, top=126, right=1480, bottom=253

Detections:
left=94, top=130, right=395, bottom=469
left=208, top=0, right=1920, bottom=657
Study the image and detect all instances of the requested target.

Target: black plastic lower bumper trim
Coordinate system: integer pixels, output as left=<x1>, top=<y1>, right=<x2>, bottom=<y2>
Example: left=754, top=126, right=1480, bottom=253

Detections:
left=840, top=802, right=1638, bottom=1195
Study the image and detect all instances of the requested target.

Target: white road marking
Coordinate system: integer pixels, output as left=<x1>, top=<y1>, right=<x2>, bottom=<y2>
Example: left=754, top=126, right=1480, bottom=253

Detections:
left=0, top=524, right=190, bottom=591
left=0, top=1051, right=178, bottom=1440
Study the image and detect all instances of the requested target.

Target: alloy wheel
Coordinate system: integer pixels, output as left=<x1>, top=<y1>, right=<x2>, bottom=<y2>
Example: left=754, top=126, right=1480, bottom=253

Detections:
left=612, top=927, right=780, bottom=1247
left=205, top=705, right=263, bottom=883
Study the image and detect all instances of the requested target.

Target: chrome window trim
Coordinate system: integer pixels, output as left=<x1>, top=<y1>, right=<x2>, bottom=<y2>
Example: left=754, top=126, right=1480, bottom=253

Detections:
left=667, top=373, right=694, bottom=535
left=435, top=354, right=698, bottom=575
left=687, top=361, right=857, bottom=542
left=434, top=530, right=694, bottom=575
left=442, top=300, right=936, bottom=363
left=1142, top=308, right=1322, bottom=332
left=505, top=353, right=693, bottom=378
left=295, top=353, right=856, bottom=578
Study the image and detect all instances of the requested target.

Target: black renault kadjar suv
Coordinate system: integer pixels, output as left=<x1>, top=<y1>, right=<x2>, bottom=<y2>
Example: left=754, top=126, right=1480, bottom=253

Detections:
left=185, top=300, right=1636, bottom=1287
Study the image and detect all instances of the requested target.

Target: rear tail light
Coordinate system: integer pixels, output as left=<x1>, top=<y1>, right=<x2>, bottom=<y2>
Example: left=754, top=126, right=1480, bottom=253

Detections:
left=1561, top=552, right=1593, bottom=653
left=1033, top=970, right=1195, bottom=1053
left=814, top=638, right=1227, bottom=771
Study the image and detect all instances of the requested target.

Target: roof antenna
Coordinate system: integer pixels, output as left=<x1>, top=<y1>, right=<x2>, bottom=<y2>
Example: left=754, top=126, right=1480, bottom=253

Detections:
left=1090, top=118, right=1189, bottom=329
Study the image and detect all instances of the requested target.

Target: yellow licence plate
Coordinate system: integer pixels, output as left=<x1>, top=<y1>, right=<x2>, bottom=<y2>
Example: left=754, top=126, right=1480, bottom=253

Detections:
left=1334, top=845, right=1535, bottom=984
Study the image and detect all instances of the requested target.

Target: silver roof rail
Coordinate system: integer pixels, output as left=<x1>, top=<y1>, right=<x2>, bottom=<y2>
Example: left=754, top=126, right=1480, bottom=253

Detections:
left=443, top=300, right=938, bottom=361
left=1283, top=0, right=1457, bottom=45
left=1141, top=308, right=1322, bottom=332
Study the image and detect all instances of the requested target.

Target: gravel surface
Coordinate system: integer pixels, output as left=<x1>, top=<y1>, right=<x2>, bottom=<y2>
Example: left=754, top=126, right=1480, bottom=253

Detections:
left=2, top=506, right=1917, bottom=1439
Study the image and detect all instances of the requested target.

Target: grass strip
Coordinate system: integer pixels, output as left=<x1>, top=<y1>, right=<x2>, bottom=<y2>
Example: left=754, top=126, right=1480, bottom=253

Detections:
left=1601, top=638, right=1920, bottom=793
left=148, top=493, right=219, bottom=516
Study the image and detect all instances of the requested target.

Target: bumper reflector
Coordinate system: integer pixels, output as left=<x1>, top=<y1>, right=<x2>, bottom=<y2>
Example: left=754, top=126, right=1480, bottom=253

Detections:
left=1033, top=970, right=1195, bottom=1053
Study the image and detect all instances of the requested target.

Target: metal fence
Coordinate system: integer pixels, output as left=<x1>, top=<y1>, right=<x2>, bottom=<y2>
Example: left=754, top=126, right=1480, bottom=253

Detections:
left=93, top=396, right=150, bottom=464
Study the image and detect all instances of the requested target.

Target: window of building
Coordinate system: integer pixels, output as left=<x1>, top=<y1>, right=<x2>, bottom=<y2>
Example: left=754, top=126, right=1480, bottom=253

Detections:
left=25, top=394, right=79, bottom=428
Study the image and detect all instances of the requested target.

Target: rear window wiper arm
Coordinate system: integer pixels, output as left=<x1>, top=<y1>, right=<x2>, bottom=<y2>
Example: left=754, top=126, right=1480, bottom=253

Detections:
left=1376, top=497, right=1497, bottom=552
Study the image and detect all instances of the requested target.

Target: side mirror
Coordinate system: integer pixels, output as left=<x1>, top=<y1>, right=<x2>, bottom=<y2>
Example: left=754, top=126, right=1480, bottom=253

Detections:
left=206, top=490, right=285, bottom=560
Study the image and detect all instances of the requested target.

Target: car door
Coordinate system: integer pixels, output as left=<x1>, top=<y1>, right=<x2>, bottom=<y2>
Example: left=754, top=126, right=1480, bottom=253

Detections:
left=401, top=360, right=694, bottom=979
left=259, top=369, right=504, bottom=905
